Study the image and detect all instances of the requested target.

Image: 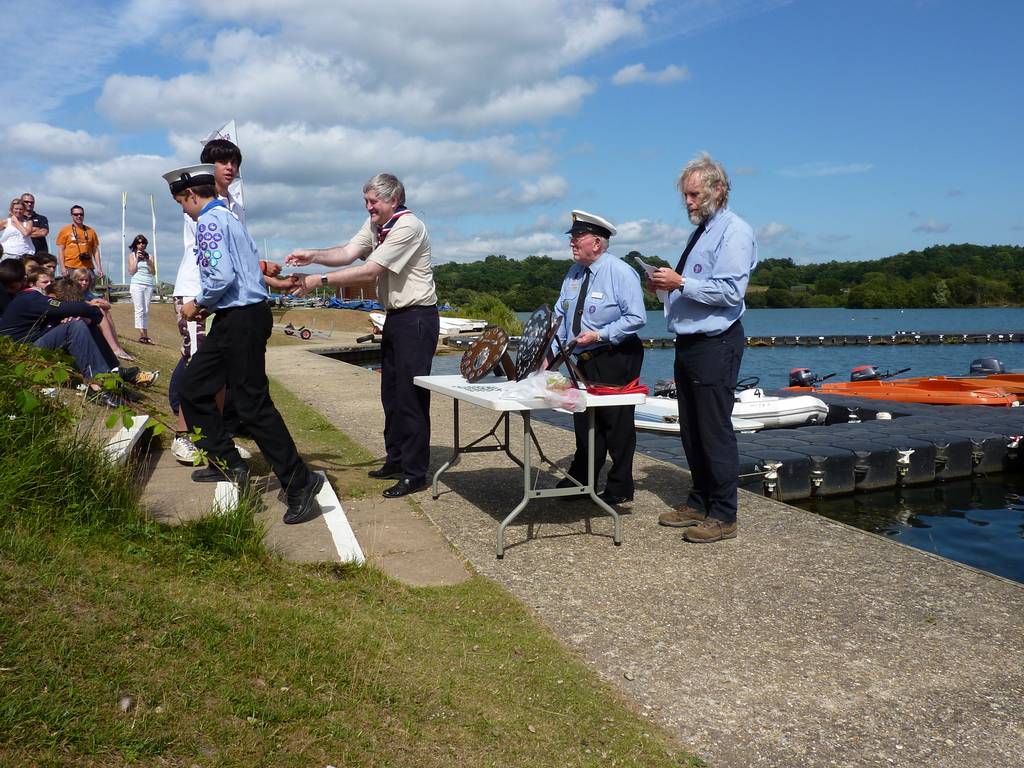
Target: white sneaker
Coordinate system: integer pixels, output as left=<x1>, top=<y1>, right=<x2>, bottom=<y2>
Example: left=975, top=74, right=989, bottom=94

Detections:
left=171, top=435, right=201, bottom=465
left=234, top=443, right=253, bottom=460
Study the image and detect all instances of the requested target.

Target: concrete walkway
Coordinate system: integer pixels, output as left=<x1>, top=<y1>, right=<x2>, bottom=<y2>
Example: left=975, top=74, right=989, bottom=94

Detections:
left=261, top=340, right=1024, bottom=768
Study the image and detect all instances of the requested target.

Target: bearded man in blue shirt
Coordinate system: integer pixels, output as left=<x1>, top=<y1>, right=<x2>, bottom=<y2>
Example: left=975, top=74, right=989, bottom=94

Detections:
left=552, top=210, right=646, bottom=506
left=648, top=154, right=758, bottom=543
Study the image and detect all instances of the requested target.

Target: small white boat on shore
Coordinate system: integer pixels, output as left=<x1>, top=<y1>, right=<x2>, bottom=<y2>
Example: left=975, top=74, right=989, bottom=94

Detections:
left=635, top=385, right=829, bottom=434
left=369, top=311, right=487, bottom=335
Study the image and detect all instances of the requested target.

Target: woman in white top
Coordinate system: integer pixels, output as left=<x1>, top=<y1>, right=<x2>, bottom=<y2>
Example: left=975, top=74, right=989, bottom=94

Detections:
left=127, top=234, right=156, bottom=344
left=0, top=198, right=35, bottom=260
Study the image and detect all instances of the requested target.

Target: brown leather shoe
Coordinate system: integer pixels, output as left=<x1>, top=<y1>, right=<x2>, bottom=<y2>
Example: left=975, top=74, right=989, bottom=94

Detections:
left=658, top=506, right=706, bottom=527
left=683, top=518, right=737, bottom=543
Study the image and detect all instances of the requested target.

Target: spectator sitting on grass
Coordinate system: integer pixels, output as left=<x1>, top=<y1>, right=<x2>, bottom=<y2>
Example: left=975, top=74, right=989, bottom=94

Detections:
left=0, top=260, right=158, bottom=406
left=64, top=267, right=135, bottom=361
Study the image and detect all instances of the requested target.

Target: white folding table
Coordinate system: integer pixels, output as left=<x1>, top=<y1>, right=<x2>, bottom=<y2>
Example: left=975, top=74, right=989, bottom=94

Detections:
left=414, top=374, right=646, bottom=558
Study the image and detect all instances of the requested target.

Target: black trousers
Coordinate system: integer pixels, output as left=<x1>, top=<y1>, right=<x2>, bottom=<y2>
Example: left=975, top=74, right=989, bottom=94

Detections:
left=180, top=302, right=307, bottom=492
left=674, top=321, right=744, bottom=523
left=567, top=334, right=644, bottom=497
left=380, top=306, right=439, bottom=481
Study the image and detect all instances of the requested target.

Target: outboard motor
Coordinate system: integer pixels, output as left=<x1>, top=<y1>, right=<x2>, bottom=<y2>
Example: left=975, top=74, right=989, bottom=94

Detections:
left=970, top=357, right=1005, bottom=375
left=653, top=379, right=676, bottom=398
left=789, top=368, right=816, bottom=387
left=850, top=364, right=882, bottom=382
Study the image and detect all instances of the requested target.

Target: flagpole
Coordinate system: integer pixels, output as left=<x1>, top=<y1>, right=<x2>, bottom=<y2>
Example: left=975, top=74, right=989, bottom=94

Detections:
left=150, top=195, right=159, bottom=287
left=121, top=191, right=127, bottom=285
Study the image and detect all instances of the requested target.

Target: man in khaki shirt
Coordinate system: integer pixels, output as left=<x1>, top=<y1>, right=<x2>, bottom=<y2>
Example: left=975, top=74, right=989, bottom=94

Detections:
left=287, top=173, right=439, bottom=498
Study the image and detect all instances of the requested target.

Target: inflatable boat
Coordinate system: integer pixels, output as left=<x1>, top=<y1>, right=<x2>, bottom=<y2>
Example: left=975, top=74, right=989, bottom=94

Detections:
left=635, top=385, right=829, bottom=434
left=369, top=311, right=487, bottom=335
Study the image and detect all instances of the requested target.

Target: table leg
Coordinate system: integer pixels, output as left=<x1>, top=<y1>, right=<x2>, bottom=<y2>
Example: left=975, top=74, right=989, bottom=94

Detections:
left=586, top=406, right=621, bottom=545
left=497, top=412, right=535, bottom=559
left=432, top=399, right=461, bottom=498
left=433, top=404, right=519, bottom=499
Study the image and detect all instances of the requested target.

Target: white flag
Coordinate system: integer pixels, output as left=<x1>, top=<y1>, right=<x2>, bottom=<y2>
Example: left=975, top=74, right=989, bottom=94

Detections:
left=200, top=120, right=244, bottom=210
left=202, top=119, right=236, bottom=145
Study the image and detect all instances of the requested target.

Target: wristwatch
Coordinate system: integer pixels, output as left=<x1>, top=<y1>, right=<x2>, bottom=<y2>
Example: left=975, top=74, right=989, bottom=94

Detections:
left=320, top=275, right=329, bottom=286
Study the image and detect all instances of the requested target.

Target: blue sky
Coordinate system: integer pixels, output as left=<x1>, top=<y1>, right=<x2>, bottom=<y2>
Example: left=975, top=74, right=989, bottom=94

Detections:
left=5, top=0, right=1021, bottom=281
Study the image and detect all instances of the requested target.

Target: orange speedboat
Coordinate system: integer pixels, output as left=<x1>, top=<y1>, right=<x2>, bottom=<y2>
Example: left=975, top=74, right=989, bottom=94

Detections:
left=785, top=366, right=1020, bottom=406
left=897, top=374, right=1024, bottom=396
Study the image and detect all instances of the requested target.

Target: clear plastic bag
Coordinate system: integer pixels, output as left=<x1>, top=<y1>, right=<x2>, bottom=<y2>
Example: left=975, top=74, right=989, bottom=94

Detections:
left=502, top=371, right=586, bottom=412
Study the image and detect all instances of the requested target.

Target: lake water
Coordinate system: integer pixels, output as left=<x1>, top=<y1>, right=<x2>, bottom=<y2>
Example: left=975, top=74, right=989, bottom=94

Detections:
left=429, top=307, right=1024, bottom=582
left=436, top=307, right=1024, bottom=389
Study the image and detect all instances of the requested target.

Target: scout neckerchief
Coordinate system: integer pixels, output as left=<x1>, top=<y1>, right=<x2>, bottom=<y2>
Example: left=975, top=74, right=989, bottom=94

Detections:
left=376, top=207, right=411, bottom=246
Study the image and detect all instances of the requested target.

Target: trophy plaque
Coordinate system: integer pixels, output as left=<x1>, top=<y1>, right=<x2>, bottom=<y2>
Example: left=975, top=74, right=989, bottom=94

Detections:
left=460, top=326, right=516, bottom=382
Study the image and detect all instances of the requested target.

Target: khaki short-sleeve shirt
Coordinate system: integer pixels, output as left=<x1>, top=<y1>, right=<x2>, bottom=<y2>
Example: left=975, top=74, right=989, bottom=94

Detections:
left=349, top=214, right=437, bottom=310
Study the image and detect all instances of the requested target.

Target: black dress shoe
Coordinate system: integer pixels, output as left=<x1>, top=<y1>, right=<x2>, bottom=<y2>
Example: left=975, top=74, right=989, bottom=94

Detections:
left=284, top=471, right=324, bottom=525
left=192, top=462, right=250, bottom=490
left=597, top=489, right=633, bottom=505
left=368, top=463, right=403, bottom=479
left=382, top=477, right=429, bottom=498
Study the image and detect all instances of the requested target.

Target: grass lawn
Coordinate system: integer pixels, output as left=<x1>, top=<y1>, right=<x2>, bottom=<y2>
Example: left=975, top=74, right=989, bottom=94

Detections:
left=0, top=306, right=702, bottom=767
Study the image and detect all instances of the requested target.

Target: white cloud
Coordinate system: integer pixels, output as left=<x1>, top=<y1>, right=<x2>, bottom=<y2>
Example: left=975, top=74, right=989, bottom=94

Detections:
left=5, top=123, right=114, bottom=161
left=98, top=2, right=639, bottom=132
left=166, top=123, right=553, bottom=187
left=757, top=221, right=792, bottom=241
left=614, top=218, right=692, bottom=259
left=439, top=230, right=566, bottom=263
left=502, top=175, right=570, bottom=206
left=3, top=0, right=186, bottom=126
left=612, top=63, right=691, bottom=85
left=912, top=219, right=950, bottom=234
left=779, top=162, right=875, bottom=178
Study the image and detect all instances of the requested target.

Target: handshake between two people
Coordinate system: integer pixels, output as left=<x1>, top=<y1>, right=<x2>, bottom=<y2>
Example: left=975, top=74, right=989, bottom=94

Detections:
left=259, top=253, right=323, bottom=297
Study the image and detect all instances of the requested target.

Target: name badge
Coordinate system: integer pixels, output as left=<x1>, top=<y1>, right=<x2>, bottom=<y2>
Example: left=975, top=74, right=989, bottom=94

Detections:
left=591, top=291, right=604, bottom=299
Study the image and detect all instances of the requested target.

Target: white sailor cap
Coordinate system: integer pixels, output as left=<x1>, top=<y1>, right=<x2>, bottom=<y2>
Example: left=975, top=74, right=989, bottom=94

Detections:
left=162, top=164, right=216, bottom=195
left=566, top=209, right=616, bottom=239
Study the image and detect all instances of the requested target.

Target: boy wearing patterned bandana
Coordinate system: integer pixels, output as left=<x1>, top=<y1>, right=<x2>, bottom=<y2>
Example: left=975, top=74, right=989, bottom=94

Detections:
left=163, top=164, right=324, bottom=524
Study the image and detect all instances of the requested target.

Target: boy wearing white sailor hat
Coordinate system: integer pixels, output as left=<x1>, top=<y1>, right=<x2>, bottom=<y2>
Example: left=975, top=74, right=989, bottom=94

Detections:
left=162, top=163, right=324, bottom=525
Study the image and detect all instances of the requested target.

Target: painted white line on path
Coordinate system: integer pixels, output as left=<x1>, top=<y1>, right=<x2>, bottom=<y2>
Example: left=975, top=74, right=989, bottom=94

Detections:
left=103, top=414, right=150, bottom=464
left=315, top=470, right=365, bottom=564
left=213, top=481, right=239, bottom=515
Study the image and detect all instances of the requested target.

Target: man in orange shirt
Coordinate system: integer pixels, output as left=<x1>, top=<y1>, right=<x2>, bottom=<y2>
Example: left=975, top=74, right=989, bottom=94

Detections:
left=56, top=205, right=103, bottom=277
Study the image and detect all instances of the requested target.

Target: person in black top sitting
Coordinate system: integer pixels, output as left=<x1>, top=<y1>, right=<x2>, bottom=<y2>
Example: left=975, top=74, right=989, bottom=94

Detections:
left=0, top=262, right=158, bottom=405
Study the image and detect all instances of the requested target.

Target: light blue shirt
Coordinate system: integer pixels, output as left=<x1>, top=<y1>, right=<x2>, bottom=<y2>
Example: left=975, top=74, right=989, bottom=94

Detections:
left=194, top=200, right=269, bottom=312
left=553, top=251, right=646, bottom=353
left=666, top=207, right=757, bottom=336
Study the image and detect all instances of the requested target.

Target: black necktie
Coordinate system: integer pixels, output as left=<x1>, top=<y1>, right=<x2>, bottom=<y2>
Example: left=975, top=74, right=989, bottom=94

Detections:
left=674, top=220, right=707, bottom=275
left=572, top=267, right=592, bottom=336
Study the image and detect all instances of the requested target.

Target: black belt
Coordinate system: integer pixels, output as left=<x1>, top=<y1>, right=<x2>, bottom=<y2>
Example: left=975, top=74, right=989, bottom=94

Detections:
left=576, top=345, right=613, bottom=362
left=385, top=304, right=437, bottom=316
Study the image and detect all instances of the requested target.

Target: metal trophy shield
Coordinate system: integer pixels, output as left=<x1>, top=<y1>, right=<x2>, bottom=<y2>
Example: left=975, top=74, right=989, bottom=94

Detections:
left=460, top=326, right=516, bottom=382
left=515, top=304, right=557, bottom=381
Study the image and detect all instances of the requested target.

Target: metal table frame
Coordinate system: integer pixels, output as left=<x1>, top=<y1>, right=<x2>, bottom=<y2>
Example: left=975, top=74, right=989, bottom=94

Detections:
left=414, top=375, right=646, bottom=558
